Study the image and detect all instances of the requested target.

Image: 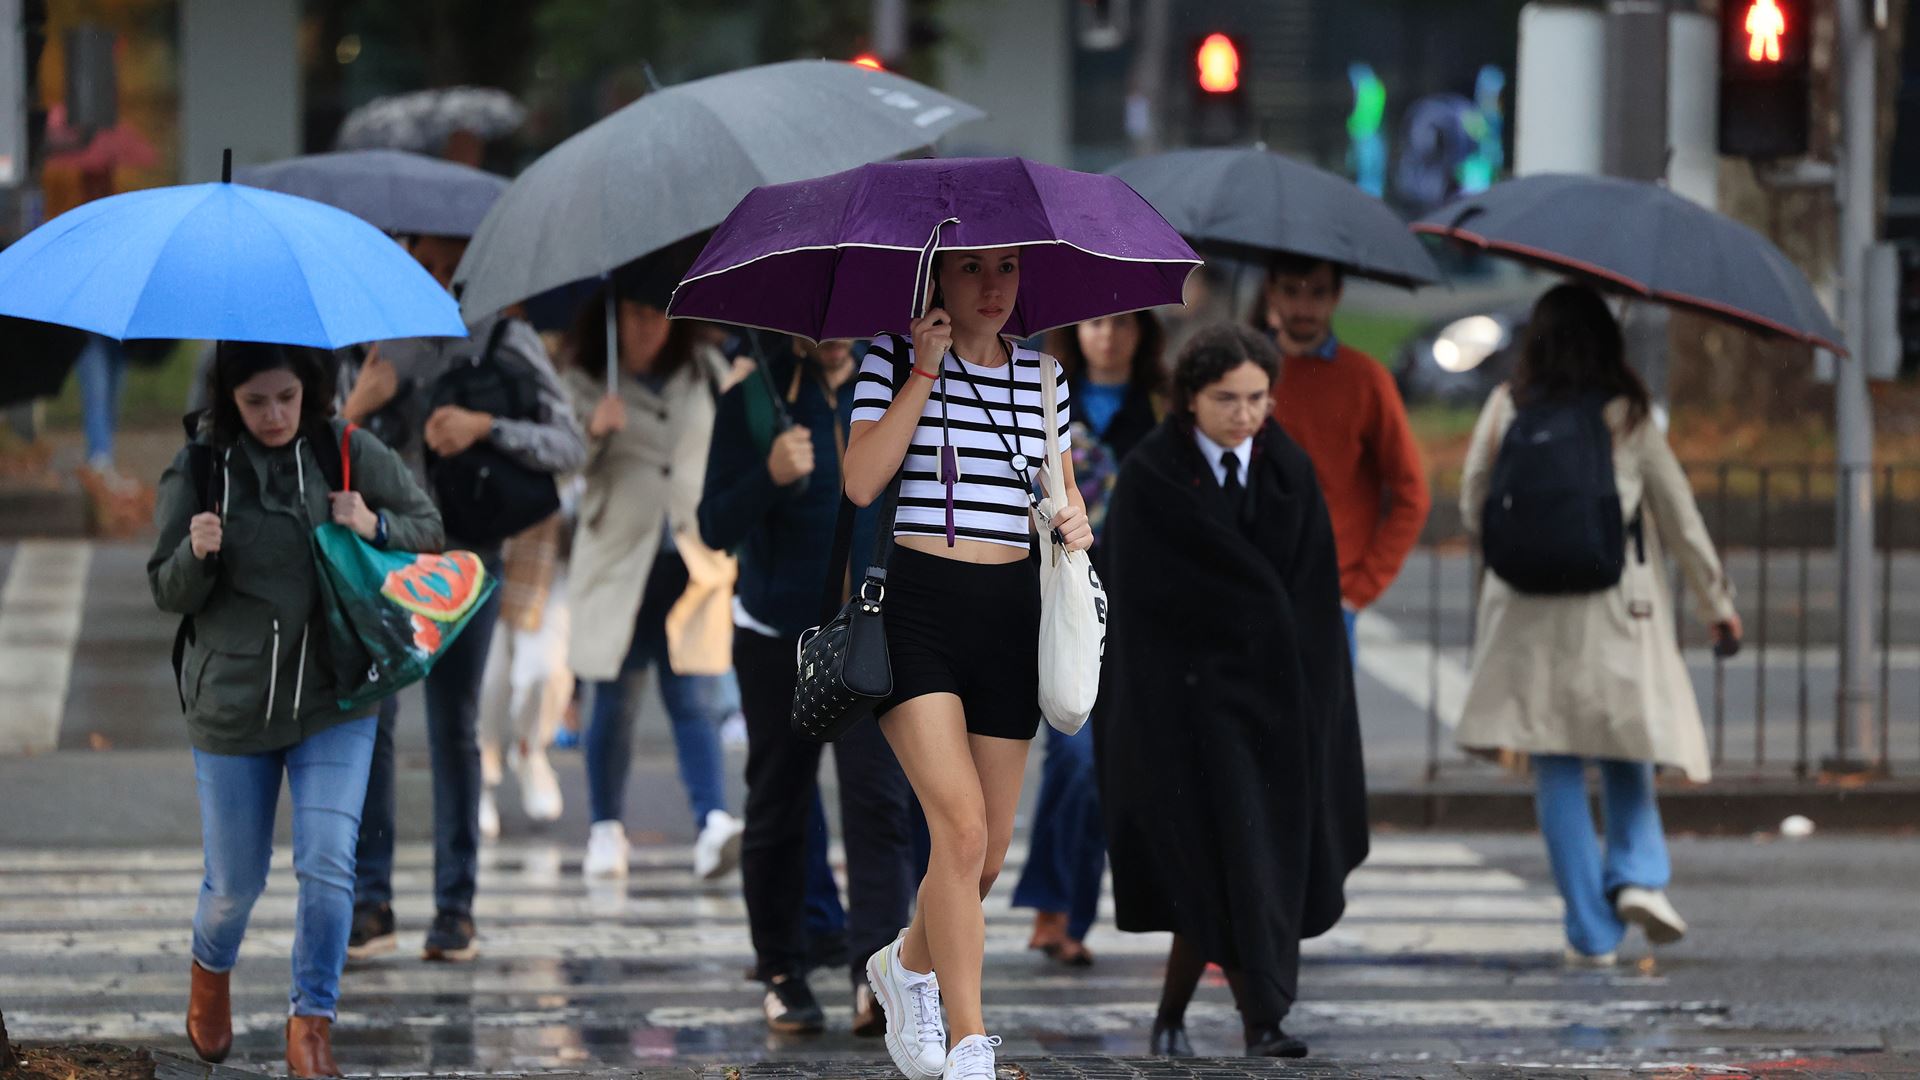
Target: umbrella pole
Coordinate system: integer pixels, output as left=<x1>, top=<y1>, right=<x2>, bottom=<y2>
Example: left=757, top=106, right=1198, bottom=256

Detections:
left=603, top=280, right=617, bottom=398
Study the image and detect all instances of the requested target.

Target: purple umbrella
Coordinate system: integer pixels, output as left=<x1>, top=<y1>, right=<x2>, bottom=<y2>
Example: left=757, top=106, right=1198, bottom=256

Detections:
left=666, top=157, right=1201, bottom=342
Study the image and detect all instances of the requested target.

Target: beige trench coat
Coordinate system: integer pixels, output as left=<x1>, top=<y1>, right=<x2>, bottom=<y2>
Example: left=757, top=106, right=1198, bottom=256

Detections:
left=1455, top=386, right=1737, bottom=782
left=564, top=346, right=736, bottom=682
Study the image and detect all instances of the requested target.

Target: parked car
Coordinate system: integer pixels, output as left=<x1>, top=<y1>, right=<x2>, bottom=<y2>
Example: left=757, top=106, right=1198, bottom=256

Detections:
left=1393, top=298, right=1533, bottom=409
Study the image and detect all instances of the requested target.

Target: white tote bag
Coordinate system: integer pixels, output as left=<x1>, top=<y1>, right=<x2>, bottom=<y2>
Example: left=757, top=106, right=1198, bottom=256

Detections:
left=1030, top=351, right=1107, bottom=735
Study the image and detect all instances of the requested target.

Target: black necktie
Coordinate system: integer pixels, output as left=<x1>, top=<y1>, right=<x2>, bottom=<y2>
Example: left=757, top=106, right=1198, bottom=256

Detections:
left=1221, top=451, right=1245, bottom=514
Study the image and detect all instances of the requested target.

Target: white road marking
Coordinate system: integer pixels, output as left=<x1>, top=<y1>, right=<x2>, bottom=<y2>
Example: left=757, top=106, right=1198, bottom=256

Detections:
left=0, top=541, right=92, bottom=755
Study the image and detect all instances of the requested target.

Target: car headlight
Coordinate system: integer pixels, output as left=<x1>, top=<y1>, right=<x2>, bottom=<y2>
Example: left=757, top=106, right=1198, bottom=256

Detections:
left=1431, top=314, right=1508, bottom=373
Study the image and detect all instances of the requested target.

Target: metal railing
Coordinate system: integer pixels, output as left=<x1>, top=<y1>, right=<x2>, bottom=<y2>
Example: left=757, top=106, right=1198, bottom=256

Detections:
left=1402, top=463, right=1920, bottom=782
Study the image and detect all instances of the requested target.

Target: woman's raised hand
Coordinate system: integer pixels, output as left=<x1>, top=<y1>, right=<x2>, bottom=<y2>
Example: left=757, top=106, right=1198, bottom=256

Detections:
left=910, top=307, right=952, bottom=376
left=188, top=512, right=223, bottom=560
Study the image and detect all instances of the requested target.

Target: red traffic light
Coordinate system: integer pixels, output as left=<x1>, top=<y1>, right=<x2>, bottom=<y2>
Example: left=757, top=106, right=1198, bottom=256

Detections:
left=1196, top=33, right=1240, bottom=94
left=852, top=54, right=884, bottom=71
left=1743, top=0, right=1786, bottom=63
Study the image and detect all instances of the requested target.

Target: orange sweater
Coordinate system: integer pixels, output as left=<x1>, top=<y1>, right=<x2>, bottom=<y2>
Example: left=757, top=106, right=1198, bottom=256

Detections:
left=1272, top=343, right=1431, bottom=609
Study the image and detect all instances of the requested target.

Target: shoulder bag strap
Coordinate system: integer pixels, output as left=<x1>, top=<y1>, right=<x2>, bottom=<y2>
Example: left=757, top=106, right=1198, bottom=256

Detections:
left=816, top=340, right=910, bottom=625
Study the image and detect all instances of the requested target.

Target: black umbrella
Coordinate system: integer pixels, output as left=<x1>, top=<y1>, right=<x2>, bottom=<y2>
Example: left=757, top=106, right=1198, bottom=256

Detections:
left=235, top=149, right=508, bottom=239
left=0, top=317, right=86, bottom=408
left=1107, top=145, right=1442, bottom=287
left=1415, top=173, right=1845, bottom=353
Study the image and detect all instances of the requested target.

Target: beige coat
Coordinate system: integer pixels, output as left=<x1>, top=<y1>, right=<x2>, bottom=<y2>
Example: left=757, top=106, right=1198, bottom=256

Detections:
left=564, top=347, right=736, bottom=682
left=1455, top=386, right=1737, bottom=782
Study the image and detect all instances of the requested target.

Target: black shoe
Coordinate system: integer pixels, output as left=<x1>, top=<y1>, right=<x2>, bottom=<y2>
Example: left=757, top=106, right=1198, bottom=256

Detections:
left=1245, top=1022, right=1308, bottom=1058
left=346, top=903, right=396, bottom=961
left=761, top=975, right=825, bottom=1035
left=422, top=911, right=478, bottom=963
left=1149, top=1019, right=1195, bottom=1058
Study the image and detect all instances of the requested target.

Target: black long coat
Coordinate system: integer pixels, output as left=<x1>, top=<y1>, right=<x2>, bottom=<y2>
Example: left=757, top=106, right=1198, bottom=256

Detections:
left=1095, top=417, right=1369, bottom=1019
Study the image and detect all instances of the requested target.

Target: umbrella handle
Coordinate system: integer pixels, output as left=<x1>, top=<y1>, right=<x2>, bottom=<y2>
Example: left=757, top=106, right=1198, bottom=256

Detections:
left=603, top=280, right=617, bottom=398
left=912, top=216, right=962, bottom=320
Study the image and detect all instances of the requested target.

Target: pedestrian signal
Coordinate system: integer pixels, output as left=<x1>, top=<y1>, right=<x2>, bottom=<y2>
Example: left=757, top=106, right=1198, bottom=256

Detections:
left=1196, top=33, right=1239, bottom=94
left=1187, top=32, right=1249, bottom=146
left=852, top=54, right=884, bottom=71
left=1719, top=0, right=1809, bottom=157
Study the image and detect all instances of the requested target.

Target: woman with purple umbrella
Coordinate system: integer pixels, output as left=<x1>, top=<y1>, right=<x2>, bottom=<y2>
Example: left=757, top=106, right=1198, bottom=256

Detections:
left=844, top=246, right=1093, bottom=1079
left=671, top=157, right=1198, bottom=1080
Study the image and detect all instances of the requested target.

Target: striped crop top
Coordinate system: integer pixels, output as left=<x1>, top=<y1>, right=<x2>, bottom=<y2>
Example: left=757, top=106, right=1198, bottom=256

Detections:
left=850, top=335, right=1073, bottom=550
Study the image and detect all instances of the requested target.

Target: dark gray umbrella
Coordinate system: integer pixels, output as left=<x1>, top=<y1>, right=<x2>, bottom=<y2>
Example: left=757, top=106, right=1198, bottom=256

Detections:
left=1415, top=173, right=1845, bottom=352
left=1106, top=145, right=1442, bottom=287
left=235, top=150, right=508, bottom=239
left=451, top=59, right=984, bottom=326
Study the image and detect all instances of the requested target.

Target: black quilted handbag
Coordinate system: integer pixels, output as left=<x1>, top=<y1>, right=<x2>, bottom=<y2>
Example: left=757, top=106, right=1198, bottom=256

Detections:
left=791, top=476, right=901, bottom=742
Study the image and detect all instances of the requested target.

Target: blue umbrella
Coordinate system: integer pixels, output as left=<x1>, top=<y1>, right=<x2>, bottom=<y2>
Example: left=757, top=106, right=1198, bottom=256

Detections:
left=235, top=149, right=508, bottom=239
left=0, top=177, right=466, bottom=348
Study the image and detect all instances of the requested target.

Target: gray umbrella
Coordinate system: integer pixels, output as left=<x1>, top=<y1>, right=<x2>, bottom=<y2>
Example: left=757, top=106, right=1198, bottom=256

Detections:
left=336, top=87, right=527, bottom=154
left=234, top=150, right=508, bottom=239
left=1415, top=173, right=1845, bottom=352
left=1106, top=145, right=1442, bottom=288
left=451, top=59, right=984, bottom=327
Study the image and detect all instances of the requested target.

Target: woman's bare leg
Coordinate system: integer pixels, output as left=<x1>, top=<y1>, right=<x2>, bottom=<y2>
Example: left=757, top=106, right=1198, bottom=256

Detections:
left=881, top=695, right=990, bottom=1039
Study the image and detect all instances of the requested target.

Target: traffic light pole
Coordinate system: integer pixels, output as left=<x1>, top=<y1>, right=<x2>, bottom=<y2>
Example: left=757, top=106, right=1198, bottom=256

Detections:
left=1831, top=0, right=1879, bottom=773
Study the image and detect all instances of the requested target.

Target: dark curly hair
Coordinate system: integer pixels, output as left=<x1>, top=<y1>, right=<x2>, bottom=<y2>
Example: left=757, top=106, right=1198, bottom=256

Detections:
left=204, top=341, right=337, bottom=446
left=1171, top=324, right=1279, bottom=415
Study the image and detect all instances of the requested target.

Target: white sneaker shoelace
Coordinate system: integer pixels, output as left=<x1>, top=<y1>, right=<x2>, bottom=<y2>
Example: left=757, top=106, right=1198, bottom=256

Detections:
left=907, top=972, right=945, bottom=1050
left=945, top=1034, right=1001, bottom=1079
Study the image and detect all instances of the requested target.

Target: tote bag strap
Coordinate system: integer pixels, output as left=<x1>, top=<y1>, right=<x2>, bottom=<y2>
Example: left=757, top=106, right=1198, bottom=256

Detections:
left=1033, top=349, right=1067, bottom=542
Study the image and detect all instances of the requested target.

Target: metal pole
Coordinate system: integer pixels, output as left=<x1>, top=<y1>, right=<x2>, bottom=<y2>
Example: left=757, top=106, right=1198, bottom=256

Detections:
left=1831, top=0, right=1879, bottom=773
left=870, top=0, right=907, bottom=65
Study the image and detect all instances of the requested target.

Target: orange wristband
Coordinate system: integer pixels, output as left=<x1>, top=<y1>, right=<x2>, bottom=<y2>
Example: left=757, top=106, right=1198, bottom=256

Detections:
left=911, top=366, right=938, bottom=380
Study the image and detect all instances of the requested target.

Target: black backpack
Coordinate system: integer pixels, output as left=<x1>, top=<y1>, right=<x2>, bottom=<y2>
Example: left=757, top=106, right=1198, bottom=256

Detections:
left=1481, top=394, right=1642, bottom=595
left=425, top=319, right=561, bottom=546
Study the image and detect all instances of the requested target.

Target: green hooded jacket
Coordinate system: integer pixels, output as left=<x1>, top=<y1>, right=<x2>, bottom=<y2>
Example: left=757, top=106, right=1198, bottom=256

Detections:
left=148, top=419, right=444, bottom=755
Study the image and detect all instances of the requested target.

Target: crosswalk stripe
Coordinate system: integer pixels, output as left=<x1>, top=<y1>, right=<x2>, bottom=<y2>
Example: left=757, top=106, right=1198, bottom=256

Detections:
left=0, top=540, right=91, bottom=755
left=0, top=837, right=1722, bottom=1054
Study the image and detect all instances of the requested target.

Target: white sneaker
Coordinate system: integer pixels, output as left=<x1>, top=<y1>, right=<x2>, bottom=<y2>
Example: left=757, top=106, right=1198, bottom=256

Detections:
left=477, top=788, right=501, bottom=841
left=692, top=809, right=745, bottom=880
left=1562, top=945, right=1618, bottom=969
left=943, top=1034, right=1001, bottom=1080
left=1616, top=886, right=1688, bottom=944
left=866, top=935, right=946, bottom=1080
left=513, top=749, right=564, bottom=823
left=584, top=820, right=629, bottom=879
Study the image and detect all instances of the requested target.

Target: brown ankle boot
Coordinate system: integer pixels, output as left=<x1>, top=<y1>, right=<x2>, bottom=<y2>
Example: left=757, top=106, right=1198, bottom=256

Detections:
left=286, top=1015, right=340, bottom=1078
left=185, top=961, right=232, bottom=1063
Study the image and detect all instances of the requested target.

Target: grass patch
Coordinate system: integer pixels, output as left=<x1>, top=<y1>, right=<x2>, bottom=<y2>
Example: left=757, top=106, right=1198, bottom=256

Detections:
left=1331, top=310, right=1428, bottom=367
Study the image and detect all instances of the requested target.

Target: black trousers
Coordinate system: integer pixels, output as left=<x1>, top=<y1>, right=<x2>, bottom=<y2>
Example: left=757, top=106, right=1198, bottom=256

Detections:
left=736, top=628, right=915, bottom=986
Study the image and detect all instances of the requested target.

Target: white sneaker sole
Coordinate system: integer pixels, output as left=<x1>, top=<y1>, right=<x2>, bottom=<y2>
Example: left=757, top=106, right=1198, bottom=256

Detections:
left=865, top=945, right=942, bottom=1080
left=696, top=825, right=745, bottom=881
left=1617, top=895, right=1687, bottom=944
left=346, top=933, right=396, bottom=962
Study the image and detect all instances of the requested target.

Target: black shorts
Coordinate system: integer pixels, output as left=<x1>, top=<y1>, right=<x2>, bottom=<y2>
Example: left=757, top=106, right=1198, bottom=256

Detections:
left=876, top=543, right=1042, bottom=741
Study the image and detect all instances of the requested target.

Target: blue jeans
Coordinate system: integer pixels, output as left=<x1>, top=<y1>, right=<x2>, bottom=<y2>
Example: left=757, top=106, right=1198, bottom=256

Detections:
left=1012, top=722, right=1107, bottom=942
left=1533, top=755, right=1672, bottom=957
left=77, top=334, right=126, bottom=464
left=1342, top=607, right=1358, bottom=662
left=192, top=717, right=376, bottom=1019
left=585, top=554, right=730, bottom=828
left=355, top=569, right=503, bottom=914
